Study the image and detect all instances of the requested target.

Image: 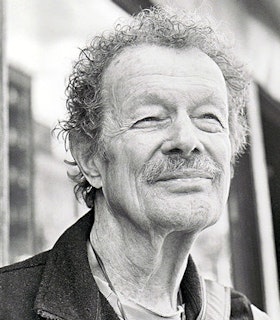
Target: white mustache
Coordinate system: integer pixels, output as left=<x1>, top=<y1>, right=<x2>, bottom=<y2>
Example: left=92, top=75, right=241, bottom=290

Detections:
left=142, top=154, right=223, bottom=184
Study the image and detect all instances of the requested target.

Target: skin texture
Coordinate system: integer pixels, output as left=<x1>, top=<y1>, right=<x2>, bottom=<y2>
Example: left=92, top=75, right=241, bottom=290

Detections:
left=75, top=45, right=232, bottom=314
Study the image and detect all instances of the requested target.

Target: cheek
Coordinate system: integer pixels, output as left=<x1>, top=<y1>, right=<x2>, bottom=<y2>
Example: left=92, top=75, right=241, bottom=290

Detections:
left=111, top=133, right=162, bottom=168
left=104, top=137, right=146, bottom=185
left=204, top=134, right=232, bottom=189
left=207, top=133, right=231, bottom=164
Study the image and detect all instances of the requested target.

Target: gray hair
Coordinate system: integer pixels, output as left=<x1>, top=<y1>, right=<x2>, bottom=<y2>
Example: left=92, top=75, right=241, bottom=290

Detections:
left=58, top=6, right=249, bottom=208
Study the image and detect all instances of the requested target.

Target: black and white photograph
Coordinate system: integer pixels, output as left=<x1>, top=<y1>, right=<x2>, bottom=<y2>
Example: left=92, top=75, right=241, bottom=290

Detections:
left=0, top=1, right=280, bottom=319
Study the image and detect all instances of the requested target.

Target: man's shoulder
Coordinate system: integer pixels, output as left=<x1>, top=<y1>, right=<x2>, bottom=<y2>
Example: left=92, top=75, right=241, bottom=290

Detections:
left=0, top=251, right=50, bottom=318
left=0, top=250, right=49, bottom=276
left=251, top=305, right=271, bottom=320
left=0, top=211, right=93, bottom=289
left=228, top=287, right=270, bottom=320
left=205, top=279, right=270, bottom=319
left=0, top=251, right=49, bottom=298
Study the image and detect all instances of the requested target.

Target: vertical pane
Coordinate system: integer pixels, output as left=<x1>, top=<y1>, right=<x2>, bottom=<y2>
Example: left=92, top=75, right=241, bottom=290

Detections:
left=259, top=87, right=280, bottom=287
left=228, top=149, right=264, bottom=308
left=0, top=0, right=9, bottom=267
left=8, top=66, right=34, bottom=263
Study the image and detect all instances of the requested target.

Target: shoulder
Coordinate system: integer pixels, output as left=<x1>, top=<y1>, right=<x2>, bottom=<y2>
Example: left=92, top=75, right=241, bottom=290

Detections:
left=230, top=288, right=270, bottom=320
left=205, top=280, right=270, bottom=320
left=0, top=250, right=49, bottom=279
left=0, top=251, right=49, bottom=316
left=251, top=305, right=271, bottom=320
left=0, top=250, right=49, bottom=292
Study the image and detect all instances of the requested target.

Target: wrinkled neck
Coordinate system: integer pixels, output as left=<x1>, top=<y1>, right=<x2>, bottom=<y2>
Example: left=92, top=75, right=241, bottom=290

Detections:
left=89, top=193, right=197, bottom=314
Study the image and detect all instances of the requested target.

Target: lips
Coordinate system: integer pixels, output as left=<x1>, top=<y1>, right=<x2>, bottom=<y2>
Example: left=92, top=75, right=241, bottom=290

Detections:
left=154, top=169, right=213, bottom=182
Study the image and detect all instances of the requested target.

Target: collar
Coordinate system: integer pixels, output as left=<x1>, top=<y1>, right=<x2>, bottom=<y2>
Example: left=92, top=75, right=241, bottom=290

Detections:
left=34, top=210, right=118, bottom=320
left=34, top=210, right=205, bottom=320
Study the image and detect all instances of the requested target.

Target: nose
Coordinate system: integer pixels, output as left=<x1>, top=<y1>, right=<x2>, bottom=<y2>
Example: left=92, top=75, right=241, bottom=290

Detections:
left=161, top=116, right=205, bottom=157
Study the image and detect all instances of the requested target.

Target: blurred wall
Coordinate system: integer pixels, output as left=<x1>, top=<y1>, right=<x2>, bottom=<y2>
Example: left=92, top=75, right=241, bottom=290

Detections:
left=5, top=0, right=128, bottom=261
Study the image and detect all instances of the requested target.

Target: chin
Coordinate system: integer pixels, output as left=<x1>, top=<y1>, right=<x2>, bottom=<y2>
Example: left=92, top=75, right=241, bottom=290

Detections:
left=150, top=198, right=221, bottom=234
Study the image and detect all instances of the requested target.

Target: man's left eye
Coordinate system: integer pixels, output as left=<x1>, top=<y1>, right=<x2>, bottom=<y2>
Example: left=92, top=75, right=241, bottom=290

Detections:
left=193, top=113, right=224, bottom=132
left=202, top=113, right=223, bottom=125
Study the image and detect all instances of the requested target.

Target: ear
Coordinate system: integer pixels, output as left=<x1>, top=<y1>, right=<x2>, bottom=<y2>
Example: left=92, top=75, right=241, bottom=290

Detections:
left=70, top=140, right=103, bottom=189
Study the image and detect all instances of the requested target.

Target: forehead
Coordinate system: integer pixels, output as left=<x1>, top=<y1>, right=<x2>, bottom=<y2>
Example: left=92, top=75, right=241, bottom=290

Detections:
left=102, top=44, right=227, bottom=107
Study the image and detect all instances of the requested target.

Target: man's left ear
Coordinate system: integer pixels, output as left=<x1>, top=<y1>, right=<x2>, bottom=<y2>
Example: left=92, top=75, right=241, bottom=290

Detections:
left=70, top=139, right=103, bottom=189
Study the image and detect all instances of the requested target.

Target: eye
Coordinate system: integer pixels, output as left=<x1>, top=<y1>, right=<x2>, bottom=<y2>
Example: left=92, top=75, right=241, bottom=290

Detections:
left=202, top=113, right=223, bottom=126
left=132, top=117, right=163, bottom=129
left=193, top=112, right=224, bottom=133
left=137, top=117, right=159, bottom=123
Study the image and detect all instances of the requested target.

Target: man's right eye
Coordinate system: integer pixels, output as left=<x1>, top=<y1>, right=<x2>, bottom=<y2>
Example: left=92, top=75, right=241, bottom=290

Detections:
left=132, top=117, right=161, bottom=128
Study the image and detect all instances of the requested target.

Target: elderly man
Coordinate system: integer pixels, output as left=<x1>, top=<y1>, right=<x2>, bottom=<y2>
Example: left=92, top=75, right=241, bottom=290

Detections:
left=0, top=6, right=270, bottom=320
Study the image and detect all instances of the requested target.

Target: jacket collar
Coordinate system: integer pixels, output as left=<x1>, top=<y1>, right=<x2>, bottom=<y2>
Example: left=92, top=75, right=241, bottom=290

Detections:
left=34, top=210, right=203, bottom=320
left=34, top=210, right=118, bottom=320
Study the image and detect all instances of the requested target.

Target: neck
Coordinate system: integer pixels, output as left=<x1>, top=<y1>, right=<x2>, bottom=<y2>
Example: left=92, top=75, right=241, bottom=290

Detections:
left=90, top=193, right=198, bottom=314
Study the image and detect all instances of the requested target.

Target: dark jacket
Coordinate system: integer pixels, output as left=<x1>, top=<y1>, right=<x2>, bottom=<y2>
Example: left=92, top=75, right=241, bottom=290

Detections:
left=0, top=211, right=253, bottom=320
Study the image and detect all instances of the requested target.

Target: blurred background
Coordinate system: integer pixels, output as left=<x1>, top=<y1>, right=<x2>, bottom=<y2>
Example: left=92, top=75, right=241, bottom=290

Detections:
left=0, top=0, right=279, bottom=318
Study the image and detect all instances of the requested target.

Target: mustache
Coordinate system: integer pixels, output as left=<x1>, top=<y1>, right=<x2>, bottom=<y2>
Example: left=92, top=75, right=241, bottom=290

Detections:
left=141, top=154, right=223, bottom=184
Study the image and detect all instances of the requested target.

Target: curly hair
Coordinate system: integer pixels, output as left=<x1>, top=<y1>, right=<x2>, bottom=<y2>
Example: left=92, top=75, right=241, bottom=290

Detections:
left=58, top=6, right=249, bottom=208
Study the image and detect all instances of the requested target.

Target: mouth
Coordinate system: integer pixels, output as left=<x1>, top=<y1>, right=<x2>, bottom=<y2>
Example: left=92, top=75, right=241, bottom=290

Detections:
left=154, top=169, right=213, bottom=182
left=151, top=170, right=214, bottom=193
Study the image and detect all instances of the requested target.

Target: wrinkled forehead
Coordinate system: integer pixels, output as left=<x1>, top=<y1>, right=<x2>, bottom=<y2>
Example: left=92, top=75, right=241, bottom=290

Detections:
left=101, top=44, right=227, bottom=105
left=103, top=44, right=223, bottom=83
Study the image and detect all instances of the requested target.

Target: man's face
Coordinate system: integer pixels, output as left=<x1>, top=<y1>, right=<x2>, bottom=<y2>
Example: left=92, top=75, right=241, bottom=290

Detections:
left=95, top=45, right=232, bottom=235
